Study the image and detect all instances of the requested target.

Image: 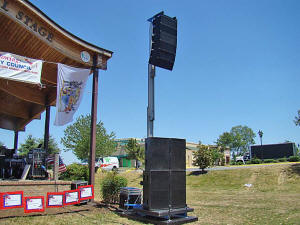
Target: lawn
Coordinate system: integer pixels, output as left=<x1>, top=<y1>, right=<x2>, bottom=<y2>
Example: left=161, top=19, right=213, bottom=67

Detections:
left=0, top=163, right=300, bottom=225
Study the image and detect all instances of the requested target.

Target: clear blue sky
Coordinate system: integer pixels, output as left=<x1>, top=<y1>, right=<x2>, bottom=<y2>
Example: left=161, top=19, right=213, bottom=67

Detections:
left=1, top=0, right=300, bottom=164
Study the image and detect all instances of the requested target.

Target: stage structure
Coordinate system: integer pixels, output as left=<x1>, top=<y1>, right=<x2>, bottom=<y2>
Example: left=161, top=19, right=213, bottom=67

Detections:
left=0, top=0, right=113, bottom=187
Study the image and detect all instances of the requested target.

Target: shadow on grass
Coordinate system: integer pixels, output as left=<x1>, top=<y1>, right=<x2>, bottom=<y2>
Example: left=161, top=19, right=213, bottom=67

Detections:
left=188, top=170, right=208, bottom=176
left=290, top=163, right=300, bottom=175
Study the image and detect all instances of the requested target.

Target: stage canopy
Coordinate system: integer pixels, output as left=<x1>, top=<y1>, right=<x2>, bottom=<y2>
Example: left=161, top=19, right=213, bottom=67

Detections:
left=0, top=0, right=113, bottom=131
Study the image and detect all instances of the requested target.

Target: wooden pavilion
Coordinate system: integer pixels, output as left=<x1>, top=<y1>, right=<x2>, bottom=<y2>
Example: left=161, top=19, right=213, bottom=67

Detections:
left=0, top=0, right=113, bottom=186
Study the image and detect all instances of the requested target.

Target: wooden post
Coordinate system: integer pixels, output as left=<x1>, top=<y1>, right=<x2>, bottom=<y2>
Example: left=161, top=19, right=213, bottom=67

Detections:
left=44, top=105, right=50, bottom=154
left=53, top=153, right=59, bottom=181
left=13, top=131, right=18, bottom=154
left=89, top=54, right=98, bottom=187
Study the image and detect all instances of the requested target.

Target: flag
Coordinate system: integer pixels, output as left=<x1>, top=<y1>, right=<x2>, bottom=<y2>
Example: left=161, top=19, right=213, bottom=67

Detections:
left=54, top=63, right=90, bottom=126
left=0, top=51, right=42, bottom=84
left=46, top=154, right=67, bottom=173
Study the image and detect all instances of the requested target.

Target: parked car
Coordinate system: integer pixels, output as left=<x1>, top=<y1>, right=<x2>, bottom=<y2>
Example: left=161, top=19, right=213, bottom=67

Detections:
left=96, top=157, right=119, bottom=171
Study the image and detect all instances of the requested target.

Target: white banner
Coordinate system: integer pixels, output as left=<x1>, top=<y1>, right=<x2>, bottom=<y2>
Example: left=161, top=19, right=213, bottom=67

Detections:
left=54, top=63, right=90, bottom=126
left=0, top=52, right=42, bottom=84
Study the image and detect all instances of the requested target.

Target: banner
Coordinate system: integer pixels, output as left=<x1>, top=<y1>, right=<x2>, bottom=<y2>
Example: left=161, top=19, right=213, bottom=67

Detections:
left=47, top=192, right=64, bottom=208
left=54, top=63, right=90, bottom=126
left=79, top=185, right=94, bottom=201
left=0, top=191, right=24, bottom=210
left=64, top=190, right=79, bottom=205
left=0, top=52, right=42, bottom=84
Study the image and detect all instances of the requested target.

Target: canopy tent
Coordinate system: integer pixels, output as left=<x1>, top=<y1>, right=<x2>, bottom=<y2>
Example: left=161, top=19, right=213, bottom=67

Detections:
left=0, top=0, right=112, bottom=131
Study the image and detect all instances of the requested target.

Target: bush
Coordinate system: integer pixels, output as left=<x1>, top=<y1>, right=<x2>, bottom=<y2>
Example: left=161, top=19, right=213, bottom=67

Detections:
left=250, top=158, right=262, bottom=164
left=101, top=172, right=127, bottom=203
left=278, top=157, right=287, bottom=162
left=263, top=159, right=278, bottom=163
left=287, top=156, right=300, bottom=162
left=59, top=163, right=89, bottom=181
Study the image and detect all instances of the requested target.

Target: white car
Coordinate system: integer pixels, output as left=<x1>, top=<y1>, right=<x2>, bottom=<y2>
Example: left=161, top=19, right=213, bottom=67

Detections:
left=96, top=157, right=119, bottom=171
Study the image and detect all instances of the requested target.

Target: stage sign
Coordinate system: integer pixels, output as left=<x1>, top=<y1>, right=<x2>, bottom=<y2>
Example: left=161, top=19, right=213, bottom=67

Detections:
left=0, top=52, right=42, bottom=84
left=64, top=190, right=79, bottom=205
left=46, top=192, right=64, bottom=208
left=0, top=191, right=24, bottom=209
left=24, top=196, right=45, bottom=213
left=79, top=185, right=94, bottom=201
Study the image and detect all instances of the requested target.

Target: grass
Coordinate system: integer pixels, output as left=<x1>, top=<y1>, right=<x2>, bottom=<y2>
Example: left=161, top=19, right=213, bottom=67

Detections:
left=1, top=164, right=300, bottom=225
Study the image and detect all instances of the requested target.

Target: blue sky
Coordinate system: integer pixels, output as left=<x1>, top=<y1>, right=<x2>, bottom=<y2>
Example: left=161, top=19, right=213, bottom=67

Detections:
left=1, top=0, right=300, bottom=164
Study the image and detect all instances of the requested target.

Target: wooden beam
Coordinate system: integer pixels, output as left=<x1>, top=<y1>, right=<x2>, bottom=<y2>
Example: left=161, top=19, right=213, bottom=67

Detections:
left=0, top=97, right=31, bottom=119
left=0, top=79, right=47, bottom=105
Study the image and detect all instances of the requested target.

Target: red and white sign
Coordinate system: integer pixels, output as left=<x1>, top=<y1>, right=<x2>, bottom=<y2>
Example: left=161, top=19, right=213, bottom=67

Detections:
left=46, top=192, right=64, bottom=208
left=79, top=185, right=94, bottom=201
left=64, top=190, right=79, bottom=205
left=0, top=191, right=24, bottom=210
left=0, top=52, right=43, bottom=84
left=24, top=196, right=45, bottom=213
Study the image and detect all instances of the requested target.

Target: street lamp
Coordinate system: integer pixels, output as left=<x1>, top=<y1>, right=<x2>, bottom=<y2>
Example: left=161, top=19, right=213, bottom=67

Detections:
left=258, top=130, right=263, bottom=161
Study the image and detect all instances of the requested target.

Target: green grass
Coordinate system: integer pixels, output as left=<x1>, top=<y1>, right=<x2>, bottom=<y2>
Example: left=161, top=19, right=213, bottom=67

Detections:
left=1, top=164, right=300, bottom=225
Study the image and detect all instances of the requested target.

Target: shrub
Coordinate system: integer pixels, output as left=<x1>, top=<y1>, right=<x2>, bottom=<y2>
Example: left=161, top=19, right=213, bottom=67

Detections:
left=250, top=158, right=262, bottom=164
left=287, top=156, right=300, bottom=162
left=264, top=159, right=278, bottom=163
left=101, top=172, right=127, bottom=203
left=59, top=163, right=89, bottom=181
left=236, top=161, right=244, bottom=165
left=278, top=157, right=287, bottom=162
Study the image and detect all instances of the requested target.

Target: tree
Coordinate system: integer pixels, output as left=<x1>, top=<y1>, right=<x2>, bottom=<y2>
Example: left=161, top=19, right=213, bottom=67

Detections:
left=18, top=135, right=38, bottom=156
left=192, top=143, right=213, bottom=171
left=125, top=139, right=145, bottom=168
left=18, top=135, right=60, bottom=156
left=216, top=125, right=255, bottom=156
left=294, top=110, right=300, bottom=126
left=61, top=114, right=116, bottom=161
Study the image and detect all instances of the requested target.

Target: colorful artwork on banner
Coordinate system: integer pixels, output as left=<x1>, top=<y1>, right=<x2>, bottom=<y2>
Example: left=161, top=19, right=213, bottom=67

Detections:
left=24, top=196, right=44, bottom=213
left=64, top=190, right=79, bottom=205
left=54, top=63, right=90, bottom=126
left=0, top=191, right=24, bottom=210
left=46, top=192, right=64, bottom=208
left=0, top=52, right=42, bottom=84
left=79, top=185, right=94, bottom=201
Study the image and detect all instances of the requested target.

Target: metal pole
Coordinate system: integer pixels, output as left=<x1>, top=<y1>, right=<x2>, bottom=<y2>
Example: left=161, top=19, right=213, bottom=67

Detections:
left=147, top=64, right=155, bottom=137
left=89, top=54, right=98, bottom=188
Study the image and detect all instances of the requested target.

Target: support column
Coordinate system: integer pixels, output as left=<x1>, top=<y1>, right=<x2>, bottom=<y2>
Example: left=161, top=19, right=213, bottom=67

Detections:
left=89, top=54, right=98, bottom=187
left=44, top=105, right=50, bottom=154
left=13, top=131, right=18, bottom=154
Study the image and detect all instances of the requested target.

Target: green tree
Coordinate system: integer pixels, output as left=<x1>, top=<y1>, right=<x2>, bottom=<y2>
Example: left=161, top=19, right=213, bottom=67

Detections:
left=37, top=135, right=61, bottom=155
left=18, top=134, right=38, bottom=156
left=61, top=114, right=116, bottom=161
left=294, top=110, right=300, bottom=126
left=125, top=139, right=145, bottom=168
left=192, top=143, right=213, bottom=171
left=216, top=125, right=255, bottom=156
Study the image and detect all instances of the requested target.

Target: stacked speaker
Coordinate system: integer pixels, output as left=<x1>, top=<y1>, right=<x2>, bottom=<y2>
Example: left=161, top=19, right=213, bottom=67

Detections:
left=143, top=137, right=186, bottom=210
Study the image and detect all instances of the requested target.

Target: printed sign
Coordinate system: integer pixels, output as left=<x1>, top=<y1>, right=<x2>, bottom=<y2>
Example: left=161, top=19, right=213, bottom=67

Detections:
left=0, top=52, right=43, bottom=84
left=0, top=191, right=24, bottom=209
left=24, top=196, right=44, bottom=213
left=79, top=185, right=94, bottom=201
left=46, top=192, right=64, bottom=208
left=64, top=190, right=79, bottom=205
left=80, top=51, right=90, bottom=63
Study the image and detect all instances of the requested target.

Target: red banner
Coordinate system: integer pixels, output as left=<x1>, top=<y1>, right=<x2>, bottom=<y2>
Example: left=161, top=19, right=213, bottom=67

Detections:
left=79, top=185, right=94, bottom=201
left=64, top=190, right=79, bottom=206
left=46, top=192, right=64, bottom=208
left=0, top=191, right=24, bottom=210
left=24, top=196, right=45, bottom=213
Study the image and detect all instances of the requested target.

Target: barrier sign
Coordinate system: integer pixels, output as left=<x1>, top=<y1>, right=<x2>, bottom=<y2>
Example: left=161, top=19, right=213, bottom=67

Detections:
left=64, top=190, right=79, bottom=205
left=79, top=185, right=94, bottom=201
left=24, top=196, right=44, bottom=213
left=46, top=192, right=64, bottom=208
left=0, top=191, right=24, bottom=209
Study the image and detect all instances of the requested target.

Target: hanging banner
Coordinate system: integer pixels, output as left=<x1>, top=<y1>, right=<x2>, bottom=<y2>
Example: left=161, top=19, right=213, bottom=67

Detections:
left=24, top=196, right=45, bottom=213
left=54, top=63, right=90, bottom=126
left=0, top=52, right=42, bottom=84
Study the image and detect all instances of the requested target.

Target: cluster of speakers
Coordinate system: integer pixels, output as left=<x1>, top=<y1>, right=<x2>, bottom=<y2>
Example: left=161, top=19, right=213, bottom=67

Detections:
left=143, top=137, right=186, bottom=210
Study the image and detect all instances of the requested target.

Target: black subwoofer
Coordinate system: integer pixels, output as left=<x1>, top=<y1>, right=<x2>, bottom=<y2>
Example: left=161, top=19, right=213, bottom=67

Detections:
left=143, top=137, right=186, bottom=211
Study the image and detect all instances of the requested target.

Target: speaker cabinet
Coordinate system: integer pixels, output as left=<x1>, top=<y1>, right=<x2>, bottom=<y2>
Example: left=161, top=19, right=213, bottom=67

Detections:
left=143, top=137, right=186, bottom=211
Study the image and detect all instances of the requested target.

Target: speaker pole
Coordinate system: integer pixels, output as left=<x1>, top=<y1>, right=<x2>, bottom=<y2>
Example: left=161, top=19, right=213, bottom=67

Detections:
left=147, top=63, right=155, bottom=138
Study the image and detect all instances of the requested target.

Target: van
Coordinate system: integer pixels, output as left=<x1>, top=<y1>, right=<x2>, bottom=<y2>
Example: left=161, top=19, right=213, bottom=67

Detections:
left=96, top=157, right=119, bottom=171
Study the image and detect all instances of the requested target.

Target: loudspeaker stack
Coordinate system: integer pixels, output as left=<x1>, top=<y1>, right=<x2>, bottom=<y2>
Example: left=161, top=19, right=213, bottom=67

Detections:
left=143, top=137, right=186, bottom=210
